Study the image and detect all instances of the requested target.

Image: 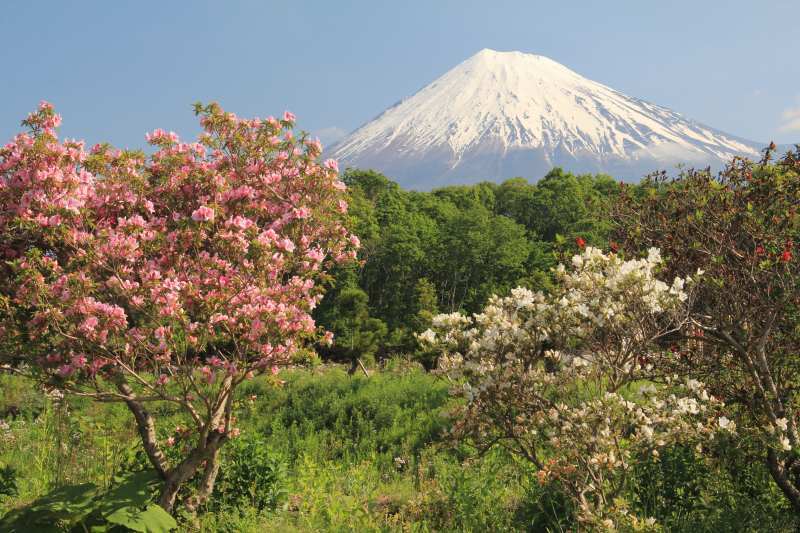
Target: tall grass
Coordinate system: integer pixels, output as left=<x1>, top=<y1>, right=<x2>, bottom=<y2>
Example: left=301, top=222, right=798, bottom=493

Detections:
left=1, top=365, right=797, bottom=531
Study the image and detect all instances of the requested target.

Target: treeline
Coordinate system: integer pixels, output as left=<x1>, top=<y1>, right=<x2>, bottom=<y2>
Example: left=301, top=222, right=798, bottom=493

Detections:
left=315, top=167, right=621, bottom=366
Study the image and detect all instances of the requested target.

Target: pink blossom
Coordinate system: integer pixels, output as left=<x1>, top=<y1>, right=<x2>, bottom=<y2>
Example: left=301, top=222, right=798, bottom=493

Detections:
left=307, top=248, right=325, bottom=262
left=322, top=331, right=334, bottom=346
left=293, top=207, right=310, bottom=219
left=277, top=238, right=295, bottom=252
left=226, top=215, right=254, bottom=230
left=80, top=316, right=99, bottom=333
left=200, top=365, right=214, bottom=384
left=283, top=111, right=296, bottom=122
left=191, top=205, right=215, bottom=222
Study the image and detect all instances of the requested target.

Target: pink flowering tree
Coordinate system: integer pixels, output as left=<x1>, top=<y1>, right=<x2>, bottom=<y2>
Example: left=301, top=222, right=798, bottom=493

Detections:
left=0, top=102, right=357, bottom=512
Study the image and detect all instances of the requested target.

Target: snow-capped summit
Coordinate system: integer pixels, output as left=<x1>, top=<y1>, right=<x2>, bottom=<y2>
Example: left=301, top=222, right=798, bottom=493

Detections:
left=329, top=48, right=763, bottom=189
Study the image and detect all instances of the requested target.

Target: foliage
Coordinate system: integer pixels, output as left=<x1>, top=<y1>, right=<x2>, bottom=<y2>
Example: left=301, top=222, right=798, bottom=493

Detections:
left=316, top=167, right=618, bottom=363
left=318, top=287, right=387, bottom=369
left=2, top=366, right=798, bottom=531
left=209, top=433, right=287, bottom=512
left=3, top=96, right=798, bottom=529
left=613, top=147, right=800, bottom=512
left=251, top=367, right=450, bottom=463
left=0, top=470, right=176, bottom=532
left=0, top=465, right=18, bottom=499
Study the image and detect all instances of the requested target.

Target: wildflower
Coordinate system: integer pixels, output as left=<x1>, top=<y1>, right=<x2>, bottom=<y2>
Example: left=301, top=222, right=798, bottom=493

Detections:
left=191, top=205, right=215, bottom=222
left=718, top=416, right=735, bottom=432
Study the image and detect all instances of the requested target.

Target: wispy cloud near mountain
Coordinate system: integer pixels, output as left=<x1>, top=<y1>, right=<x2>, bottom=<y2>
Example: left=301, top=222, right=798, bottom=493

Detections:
left=314, top=126, right=348, bottom=147
left=779, top=99, right=800, bottom=133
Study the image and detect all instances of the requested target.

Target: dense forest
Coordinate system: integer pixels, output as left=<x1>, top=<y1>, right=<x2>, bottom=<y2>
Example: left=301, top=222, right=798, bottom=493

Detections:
left=316, top=167, right=619, bottom=365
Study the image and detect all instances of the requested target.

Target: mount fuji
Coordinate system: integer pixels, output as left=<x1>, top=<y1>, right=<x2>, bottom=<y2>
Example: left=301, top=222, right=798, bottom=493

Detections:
left=328, top=49, right=766, bottom=190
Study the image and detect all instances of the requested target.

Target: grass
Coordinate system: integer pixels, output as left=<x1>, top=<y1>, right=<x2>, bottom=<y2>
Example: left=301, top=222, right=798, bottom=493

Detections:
left=1, top=364, right=797, bottom=531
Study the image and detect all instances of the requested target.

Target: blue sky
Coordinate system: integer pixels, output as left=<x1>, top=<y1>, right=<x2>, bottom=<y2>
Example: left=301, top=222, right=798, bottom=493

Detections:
left=2, top=1, right=798, bottom=150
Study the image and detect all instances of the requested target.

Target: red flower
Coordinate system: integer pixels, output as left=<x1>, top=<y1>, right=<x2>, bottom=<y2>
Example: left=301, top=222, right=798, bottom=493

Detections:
left=755, top=245, right=765, bottom=256
left=609, top=241, right=619, bottom=253
left=575, top=237, right=586, bottom=249
left=782, top=250, right=793, bottom=262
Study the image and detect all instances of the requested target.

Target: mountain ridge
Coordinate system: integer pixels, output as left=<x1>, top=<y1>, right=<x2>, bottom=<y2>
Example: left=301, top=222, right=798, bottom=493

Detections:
left=329, top=49, right=774, bottom=190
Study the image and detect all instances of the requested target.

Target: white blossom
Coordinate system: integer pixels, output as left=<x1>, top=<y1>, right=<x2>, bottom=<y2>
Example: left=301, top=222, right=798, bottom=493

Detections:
left=423, top=247, right=713, bottom=527
left=718, top=416, right=736, bottom=432
left=416, top=329, right=437, bottom=345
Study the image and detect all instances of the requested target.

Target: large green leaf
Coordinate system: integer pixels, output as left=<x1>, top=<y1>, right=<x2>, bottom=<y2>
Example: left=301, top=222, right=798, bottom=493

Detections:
left=0, top=482, right=99, bottom=532
left=105, top=503, right=176, bottom=533
left=98, top=470, right=175, bottom=532
left=97, top=470, right=160, bottom=517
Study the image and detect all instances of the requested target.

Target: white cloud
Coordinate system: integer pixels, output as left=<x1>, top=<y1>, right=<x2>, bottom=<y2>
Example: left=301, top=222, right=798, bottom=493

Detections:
left=313, top=126, right=348, bottom=147
left=779, top=99, right=800, bottom=133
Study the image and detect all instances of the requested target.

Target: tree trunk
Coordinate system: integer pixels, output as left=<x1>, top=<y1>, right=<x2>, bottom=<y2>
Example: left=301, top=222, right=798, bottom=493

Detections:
left=158, top=448, right=208, bottom=513
left=194, top=445, right=222, bottom=508
left=767, top=449, right=800, bottom=513
left=159, top=379, right=233, bottom=513
left=117, top=381, right=169, bottom=479
left=156, top=432, right=228, bottom=513
left=119, top=375, right=233, bottom=514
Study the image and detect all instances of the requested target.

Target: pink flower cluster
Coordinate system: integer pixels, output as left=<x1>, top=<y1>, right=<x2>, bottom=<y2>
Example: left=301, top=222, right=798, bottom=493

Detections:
left=191, top=205, right=215, bottom=222
left=0, top=101, right=359, bottom=389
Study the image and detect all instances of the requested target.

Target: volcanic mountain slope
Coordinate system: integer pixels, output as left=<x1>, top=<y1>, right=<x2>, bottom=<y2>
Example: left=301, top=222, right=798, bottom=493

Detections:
left=329, top=49, right=764, bottom=189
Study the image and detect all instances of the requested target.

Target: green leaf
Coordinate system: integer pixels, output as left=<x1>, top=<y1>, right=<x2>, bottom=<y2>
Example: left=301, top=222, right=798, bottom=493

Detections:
left=106, top=504, right=176, bottom=533
left=0, top=483, right=99, bottom=531
left=97, top=470, right=160, bottom=517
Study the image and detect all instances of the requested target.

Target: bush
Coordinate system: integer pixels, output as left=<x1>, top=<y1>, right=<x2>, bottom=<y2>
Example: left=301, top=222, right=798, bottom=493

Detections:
left=211, top=434, right=287, bottom=512
left=0, top=466, right=17, bottom=499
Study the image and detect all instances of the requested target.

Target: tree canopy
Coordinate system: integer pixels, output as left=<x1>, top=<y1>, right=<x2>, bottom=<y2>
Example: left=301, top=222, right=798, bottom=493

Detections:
left=316, top=167, right=620, bottom=360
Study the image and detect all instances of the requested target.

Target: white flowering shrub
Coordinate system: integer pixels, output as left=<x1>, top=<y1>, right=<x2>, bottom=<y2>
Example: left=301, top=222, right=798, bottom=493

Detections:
left=419, top=248, right=720, bottom=529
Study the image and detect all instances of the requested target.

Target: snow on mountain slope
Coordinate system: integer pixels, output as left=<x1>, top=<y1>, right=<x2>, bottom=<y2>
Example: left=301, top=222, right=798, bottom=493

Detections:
left=329, top=49, right=764, bottom=189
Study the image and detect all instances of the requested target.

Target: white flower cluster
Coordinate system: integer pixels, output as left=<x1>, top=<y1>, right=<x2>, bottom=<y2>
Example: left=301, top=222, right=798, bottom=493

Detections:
left=419, top=247, right=717, bottom=527
left=419, top=247, right=693, bottom=384
left=764, top=417, right=795, bottom=451
left=558, top=247, right=687, bottom=324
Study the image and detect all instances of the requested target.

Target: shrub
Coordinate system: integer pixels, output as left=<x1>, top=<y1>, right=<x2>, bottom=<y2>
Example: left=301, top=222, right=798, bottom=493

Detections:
left=210, top=434, right=287, bottom=512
